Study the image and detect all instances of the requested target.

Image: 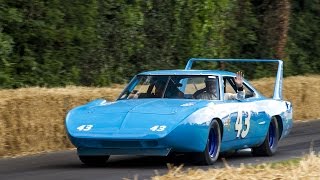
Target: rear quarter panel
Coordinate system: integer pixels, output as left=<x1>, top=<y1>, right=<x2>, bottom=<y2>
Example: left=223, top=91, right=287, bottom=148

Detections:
left=210, top=98, right=292, bottom=152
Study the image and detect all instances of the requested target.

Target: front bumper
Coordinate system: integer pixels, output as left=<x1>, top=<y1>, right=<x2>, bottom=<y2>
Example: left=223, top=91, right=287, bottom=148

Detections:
left=77, top=147, right=171, bottom=156
left=68, top=122, right=210, bottom=156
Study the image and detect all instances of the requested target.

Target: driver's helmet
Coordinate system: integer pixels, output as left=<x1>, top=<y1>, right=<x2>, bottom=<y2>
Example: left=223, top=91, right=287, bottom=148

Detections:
left=205, top=76, right=216, bottom=84
left=154, top=80, right=166, bottom=90
left=204, top=76, right=217, bottom=91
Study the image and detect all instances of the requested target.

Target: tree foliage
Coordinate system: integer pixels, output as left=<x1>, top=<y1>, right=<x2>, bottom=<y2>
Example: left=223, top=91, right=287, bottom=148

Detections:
left=286, top=0, right=320, bottom=75
left=0, top=0, right=318, bottom=88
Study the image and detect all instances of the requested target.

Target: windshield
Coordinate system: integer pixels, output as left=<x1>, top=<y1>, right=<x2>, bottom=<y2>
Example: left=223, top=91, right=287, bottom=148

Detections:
left=118, top=75, right=220, bottom=100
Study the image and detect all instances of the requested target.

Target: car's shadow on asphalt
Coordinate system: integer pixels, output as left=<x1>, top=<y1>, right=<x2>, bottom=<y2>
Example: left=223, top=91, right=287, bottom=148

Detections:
left=47, top=150, right=256, bottom=170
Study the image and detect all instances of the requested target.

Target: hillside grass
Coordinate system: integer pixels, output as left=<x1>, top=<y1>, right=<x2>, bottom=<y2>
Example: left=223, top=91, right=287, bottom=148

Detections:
left=0, top=75, right=319, bottom=157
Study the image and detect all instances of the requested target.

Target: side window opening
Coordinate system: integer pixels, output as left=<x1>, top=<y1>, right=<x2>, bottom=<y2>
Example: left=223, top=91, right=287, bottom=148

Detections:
left=243, top=84, right=255, bottom=98
left=223, top=77, right=237, bottom=94
left=223, top=77, right=256, bottom=99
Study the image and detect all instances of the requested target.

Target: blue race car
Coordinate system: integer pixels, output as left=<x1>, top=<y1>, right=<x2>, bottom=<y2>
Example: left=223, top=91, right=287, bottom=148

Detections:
left=65, top=59, right=293, bottom=165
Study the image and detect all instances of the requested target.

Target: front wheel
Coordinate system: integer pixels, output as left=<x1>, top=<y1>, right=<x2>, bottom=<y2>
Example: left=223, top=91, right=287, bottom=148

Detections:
left=252, top=117, right=279, bottom=156
left=79, top=155, right=110, bottom=166
left=192, top=120, right=221, bottom=165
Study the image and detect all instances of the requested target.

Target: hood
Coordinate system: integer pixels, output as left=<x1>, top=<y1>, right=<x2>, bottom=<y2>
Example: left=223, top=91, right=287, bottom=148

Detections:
left=75, top=98, right=205, bottom=115
left=65, top=99, right=206, bottom=139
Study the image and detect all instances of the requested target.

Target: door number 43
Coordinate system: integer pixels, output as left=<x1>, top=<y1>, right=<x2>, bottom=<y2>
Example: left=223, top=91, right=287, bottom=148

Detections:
left=235, top=111, right=251, bottom=138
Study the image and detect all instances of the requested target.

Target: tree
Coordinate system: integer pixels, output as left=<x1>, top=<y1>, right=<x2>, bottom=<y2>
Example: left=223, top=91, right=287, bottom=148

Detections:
left=97, top=0, right=144, bottom=84
left=286, top=0, right=320, bottom=75
left=0, top=29, right=14, bottom=87
left=252, top=0, right=290, bottom=60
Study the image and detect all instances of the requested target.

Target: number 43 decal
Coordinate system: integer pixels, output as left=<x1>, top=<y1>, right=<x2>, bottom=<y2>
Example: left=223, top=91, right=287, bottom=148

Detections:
left=77, top=125, right=93, bottom=131
left=235, top=111, right=251, bottom=138
left=150, top=125, right=166, bottom=132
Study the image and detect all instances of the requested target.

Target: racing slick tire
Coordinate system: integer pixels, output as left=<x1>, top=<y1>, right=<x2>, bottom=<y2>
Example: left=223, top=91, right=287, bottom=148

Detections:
left=79, top=155, right=110, bottom=166
left=252, top=117, right=279, bottom=156
left=192, top=120, right=221, bottom=165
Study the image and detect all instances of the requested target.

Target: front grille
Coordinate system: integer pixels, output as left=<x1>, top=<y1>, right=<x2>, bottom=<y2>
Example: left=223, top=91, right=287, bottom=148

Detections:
left=77, top=138, right=161, bottom=149
left=101, top=140, right=142, bottom=148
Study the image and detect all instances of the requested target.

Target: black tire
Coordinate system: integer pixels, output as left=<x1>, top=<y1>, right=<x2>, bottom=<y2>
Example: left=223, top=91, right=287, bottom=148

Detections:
left=192, top=120, right=221, bottom=165
left=252, top=117, right=279, bottom=156
left=79, top=155, right=110, bottom=166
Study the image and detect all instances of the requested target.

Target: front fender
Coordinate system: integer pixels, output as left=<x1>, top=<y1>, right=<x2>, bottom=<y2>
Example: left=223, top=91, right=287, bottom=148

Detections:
left=162, top=106, right=218, bottom=152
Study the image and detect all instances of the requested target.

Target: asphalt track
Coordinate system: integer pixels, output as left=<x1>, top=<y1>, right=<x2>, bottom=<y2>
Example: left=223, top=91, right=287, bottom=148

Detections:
left=0, top=120, right=319, bottom=180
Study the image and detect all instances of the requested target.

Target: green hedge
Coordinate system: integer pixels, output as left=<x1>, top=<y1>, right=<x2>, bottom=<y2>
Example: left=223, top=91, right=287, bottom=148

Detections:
left=0, top=0, right=319, bottom=88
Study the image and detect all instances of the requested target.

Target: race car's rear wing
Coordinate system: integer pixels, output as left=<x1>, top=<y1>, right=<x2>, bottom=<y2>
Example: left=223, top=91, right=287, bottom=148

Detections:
left=185, top=58, right=283, bottom=100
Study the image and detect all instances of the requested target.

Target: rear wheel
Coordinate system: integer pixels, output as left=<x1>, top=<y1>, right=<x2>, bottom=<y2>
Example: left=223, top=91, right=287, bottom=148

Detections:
left=192, top=120, right=221, bottom=165
left=252, top=117, right=279, bottom=156
left=79, top=155, right=110, bottom=166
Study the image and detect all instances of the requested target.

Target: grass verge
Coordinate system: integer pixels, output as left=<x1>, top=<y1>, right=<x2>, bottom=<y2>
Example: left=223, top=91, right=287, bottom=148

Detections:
left=152, top=152, right=320, bottom=180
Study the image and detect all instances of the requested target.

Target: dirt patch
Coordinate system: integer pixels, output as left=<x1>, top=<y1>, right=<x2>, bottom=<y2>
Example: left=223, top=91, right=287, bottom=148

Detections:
left=0, top=76, right=319, bottom=157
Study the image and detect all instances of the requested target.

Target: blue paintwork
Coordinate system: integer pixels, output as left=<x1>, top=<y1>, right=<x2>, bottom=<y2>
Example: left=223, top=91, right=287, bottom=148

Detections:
left=139, top=69, right=236, bottom=76
left=65, top=58, right=293, bottom=157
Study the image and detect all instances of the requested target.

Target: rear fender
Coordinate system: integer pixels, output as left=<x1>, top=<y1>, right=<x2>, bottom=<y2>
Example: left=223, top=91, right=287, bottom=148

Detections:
left=274, top=115, right=283, bottom=140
